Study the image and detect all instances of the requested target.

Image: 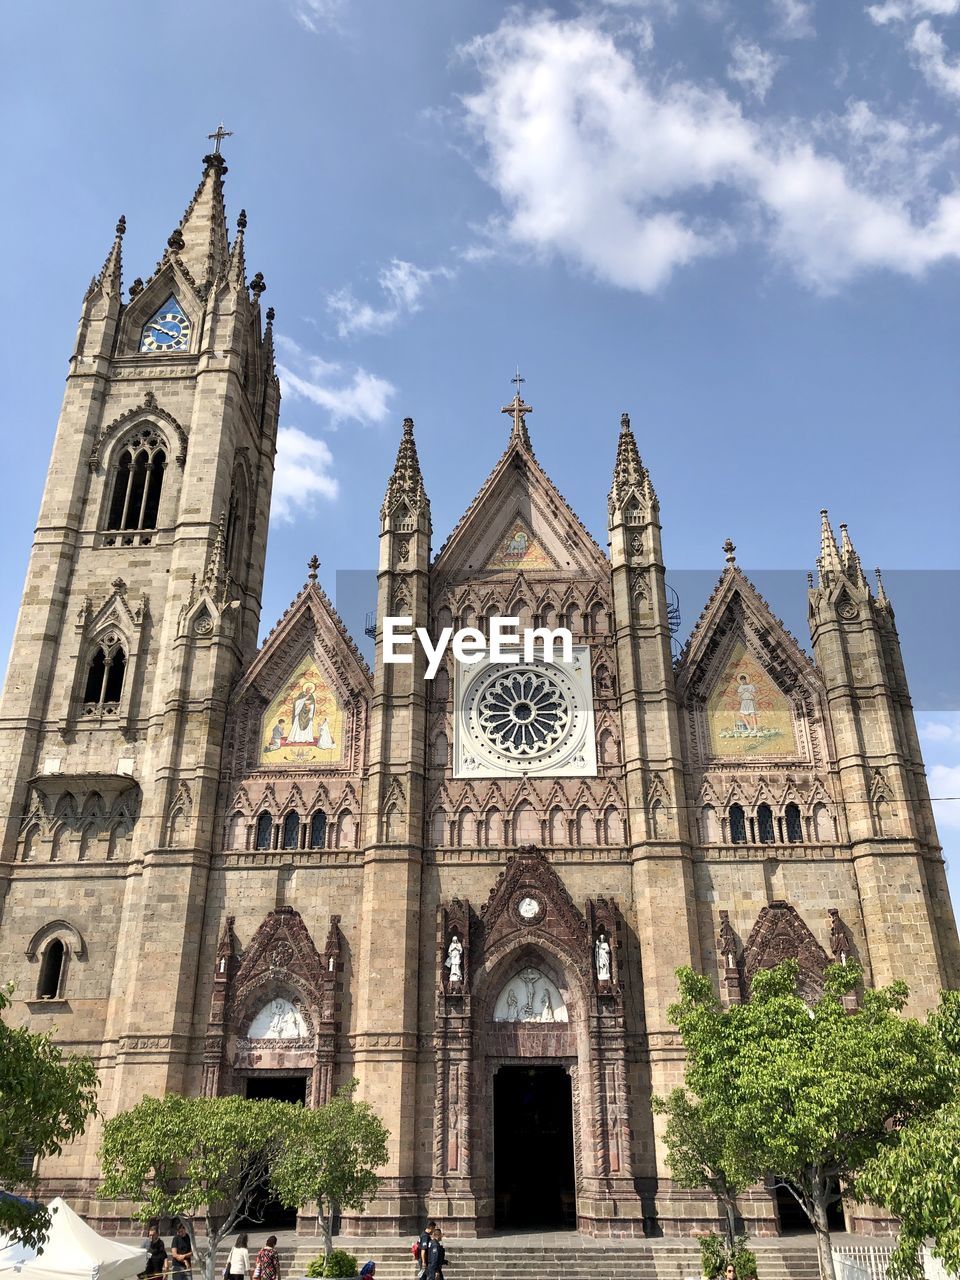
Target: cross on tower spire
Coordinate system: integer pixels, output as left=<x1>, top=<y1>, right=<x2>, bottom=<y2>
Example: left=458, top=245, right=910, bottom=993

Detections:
left=207, top=122, right=233, bottom=154
left=501, top=369, right=533, bottom=449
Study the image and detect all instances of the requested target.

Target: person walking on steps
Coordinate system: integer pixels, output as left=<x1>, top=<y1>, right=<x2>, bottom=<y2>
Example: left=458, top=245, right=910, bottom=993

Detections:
left=226, top=1232, right=250, bottom=1279
left=252, top=1235, right=280, bottom=1280
left=416, top=1220, right=436, bottom=1279
left=426, top=1227, right=446, bottom=1280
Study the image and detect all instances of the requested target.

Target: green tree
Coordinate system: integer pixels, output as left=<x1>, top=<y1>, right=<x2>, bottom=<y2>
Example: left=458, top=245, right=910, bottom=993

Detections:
left=652, top=1086, right=751, bottom=1248
left=0, top=984, right=99, bottom=1247
left=98, top=1094, right=298, bottom=1280
left=670, top=960, right=946, bottom=1280
left=271, top=1081, right=389, bottom=1262
left=856, top=990, right=960, bottom=1280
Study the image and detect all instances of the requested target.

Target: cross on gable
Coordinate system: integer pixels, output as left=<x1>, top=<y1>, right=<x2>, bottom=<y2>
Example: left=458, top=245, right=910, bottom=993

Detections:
left=207, top=122, right=233, bottom=154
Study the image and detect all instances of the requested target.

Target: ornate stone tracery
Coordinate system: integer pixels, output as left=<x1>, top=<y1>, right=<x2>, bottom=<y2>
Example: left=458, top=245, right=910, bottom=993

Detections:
left=202, top=907, right=342, bottom=1107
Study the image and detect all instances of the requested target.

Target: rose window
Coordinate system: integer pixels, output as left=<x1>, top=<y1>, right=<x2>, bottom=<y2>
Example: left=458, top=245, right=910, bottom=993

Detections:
left=476, top=669, right=570, bottom=758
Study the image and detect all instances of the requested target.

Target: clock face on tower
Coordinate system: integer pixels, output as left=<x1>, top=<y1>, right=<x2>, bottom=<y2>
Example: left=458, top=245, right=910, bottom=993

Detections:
left=140, top=295, right=191, bottom=353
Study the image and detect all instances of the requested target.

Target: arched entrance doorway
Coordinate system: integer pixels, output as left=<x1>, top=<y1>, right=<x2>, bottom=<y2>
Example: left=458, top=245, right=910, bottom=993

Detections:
left=494, top=1064, right=576, bottom=1229
left=431, top=851, right=639, bottom=1236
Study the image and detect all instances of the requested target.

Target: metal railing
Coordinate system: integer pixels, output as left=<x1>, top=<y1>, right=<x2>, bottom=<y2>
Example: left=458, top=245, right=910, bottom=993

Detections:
left=832, top=1245, right=895, bottom=1280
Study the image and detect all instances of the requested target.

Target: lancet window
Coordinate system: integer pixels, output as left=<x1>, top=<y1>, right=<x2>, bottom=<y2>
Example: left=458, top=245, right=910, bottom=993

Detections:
left=107, top=429, right=167, bottom=531
left=83, top=634, right=126, bottom=709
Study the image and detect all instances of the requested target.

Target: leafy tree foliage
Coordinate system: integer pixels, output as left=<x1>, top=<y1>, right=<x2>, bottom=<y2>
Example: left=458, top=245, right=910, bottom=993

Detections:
left=0, top=984, right=99, bottom=1247
left=856, top=990, right=960, bottom=1280
left=669, top=960, right=946, bottom=1280
left=98, top=1094, right=297, bottom=1280
left=653, top=1086, right=751, bottom=1247
left=271, top=1082, right=389, bottom=1261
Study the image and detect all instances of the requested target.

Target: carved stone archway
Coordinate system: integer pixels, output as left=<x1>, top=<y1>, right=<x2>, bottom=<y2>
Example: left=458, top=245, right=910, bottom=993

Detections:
left=430, top=847, right=642, bottom=1236
left=202, top=906, right=343, bottom=1107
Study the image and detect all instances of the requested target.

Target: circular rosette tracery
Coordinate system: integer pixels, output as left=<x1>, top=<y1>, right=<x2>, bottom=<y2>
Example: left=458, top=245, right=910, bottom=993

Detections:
left=476, top=668, right=570, bottom=758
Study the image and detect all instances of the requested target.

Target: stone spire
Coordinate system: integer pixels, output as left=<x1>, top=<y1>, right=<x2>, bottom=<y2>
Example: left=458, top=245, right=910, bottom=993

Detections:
left=166, top=150, right=231, bottom=290
left=381, top=417, right=429, bottom=519
left=818, top=509, right=843, bottom=587
left=97, top=215, right=126, bottom=299
left=263, top=306, right=277, bottom=374
left=227, top=208, right=247, bottom=289
left=838, top=522, right=868, bottom=588
left=202, top=510, right=230, bottom=604
left=609, top=412, right=656, bottom=510
left=874, top=567, right=891, bottom=610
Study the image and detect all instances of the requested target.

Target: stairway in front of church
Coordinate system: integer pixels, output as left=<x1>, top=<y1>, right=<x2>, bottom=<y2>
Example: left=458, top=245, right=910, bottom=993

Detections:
left=220, top=1238, right=830, bottom=1280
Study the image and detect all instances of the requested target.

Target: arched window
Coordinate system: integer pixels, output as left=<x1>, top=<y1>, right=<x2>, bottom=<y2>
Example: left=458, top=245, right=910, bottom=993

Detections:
left=785, top=803, right=803, bottom=843
left=281, top=811, right=300, bottom=851
left=107, top=429, right=167, bottom=531
left=729, top=804, right=747, bottom=844
left=431, top=809, right=447, bottom=847
left=227, top=811, right=245, bottom=849
left=21, top=825, right=38, bottom=862
left=757, top=803, right=775, bottom=844
left=813, top=802, right=833, bottom=842
left=254, top=812, right=273, bottom=851
left=38, top=939, right=66, bottom=1000
left=309, top=810, right=327, bottom=850
left=83, top=636, right=126, bottom=708
left=225, top=466, right=249, bottom=578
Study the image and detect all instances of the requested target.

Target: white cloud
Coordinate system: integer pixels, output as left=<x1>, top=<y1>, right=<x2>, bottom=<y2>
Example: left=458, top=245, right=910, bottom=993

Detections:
left=459, top=11, right=960, bottom=293
left=771, top=0, right=815, bottom=38
left=866, top=0, right=958, bottom=24
left=292, top=0, right=343, bottom=32
left=275, top=334, right=395, bottom=425
left=727, top=38, right=782, bottom=100
left=327, top=259, right=455, bottom=338
left=922, top=720, right=960, bottom=742
left=910, top=19, right=960, bottom=96
left=272, top=426, right=339, bottom=522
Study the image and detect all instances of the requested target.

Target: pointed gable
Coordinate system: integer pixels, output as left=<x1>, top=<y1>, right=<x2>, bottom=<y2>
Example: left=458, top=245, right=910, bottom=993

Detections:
left=676, top=565, right=827, bottom=767
left=433, top=429, right=607, bottom=583
left=230, top=574, right=371, bottom=777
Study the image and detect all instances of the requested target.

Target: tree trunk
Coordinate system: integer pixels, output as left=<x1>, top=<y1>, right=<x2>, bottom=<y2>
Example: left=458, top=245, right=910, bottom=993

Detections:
left=321, top=1205, right=333, bottom=1261
left=722, top=1199, right=737, bottom=1250
left=811, top=1194, right=837, bottom=1280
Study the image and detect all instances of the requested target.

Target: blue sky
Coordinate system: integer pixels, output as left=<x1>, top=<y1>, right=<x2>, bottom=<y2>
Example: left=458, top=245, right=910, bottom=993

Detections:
left=1, top=0, right=959, bottom=893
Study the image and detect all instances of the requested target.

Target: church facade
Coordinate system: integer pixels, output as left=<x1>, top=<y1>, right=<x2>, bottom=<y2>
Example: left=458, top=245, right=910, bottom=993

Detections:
left=1, top=148, right=958, bottom=1240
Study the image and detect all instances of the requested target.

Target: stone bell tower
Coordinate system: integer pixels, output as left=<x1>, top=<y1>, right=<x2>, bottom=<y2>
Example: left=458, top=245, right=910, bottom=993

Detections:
left=0, top=139, right=280, bottom=1133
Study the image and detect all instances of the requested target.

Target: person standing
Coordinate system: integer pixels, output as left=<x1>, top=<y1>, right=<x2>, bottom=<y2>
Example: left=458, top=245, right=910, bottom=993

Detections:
left=416, top=1220, right=435, bottom=1279
left=426, top=1228, right=445, bottom=1280
left=140, top=1224, right=166, bottom=1277
left=252, top=1235, right=281, bottom=1280
left=226, top=1232, right=250, bottom=1280
left=169, top=1221, right=193, bottom=1274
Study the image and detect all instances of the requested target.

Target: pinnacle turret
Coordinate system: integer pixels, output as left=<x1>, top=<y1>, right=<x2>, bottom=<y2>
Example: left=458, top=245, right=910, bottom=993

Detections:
left=97, top=215, right=125, bottom=298
left=381, top=417, right=430, bottom=523
left=818, top=510, right=843, bottom=586
left=227, top=208, right=247, bottom=288
left=202, top=510, right=230, bottom=604
left=838, top=522, right=868, bottom=588
left=609, top=412, right=656, bottom=511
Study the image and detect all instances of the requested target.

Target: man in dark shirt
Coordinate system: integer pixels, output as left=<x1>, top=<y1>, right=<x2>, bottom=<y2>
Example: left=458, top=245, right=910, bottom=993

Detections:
left=416, top=1220, right=436, bottom=1279
left=140, top=1225, right=166, bottom=1277
left=170, top=1221, right=193, bottom=1273
left=426, top=1228, right=445, bottom=1280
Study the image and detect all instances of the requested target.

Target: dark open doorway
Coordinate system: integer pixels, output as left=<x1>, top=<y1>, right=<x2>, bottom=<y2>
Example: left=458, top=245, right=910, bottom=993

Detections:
left=774, top=1179, right=845, bottom=1235
left=240, top=1075, right=307, bottom=1229
left=494, top=1064, right=576, bottom=1230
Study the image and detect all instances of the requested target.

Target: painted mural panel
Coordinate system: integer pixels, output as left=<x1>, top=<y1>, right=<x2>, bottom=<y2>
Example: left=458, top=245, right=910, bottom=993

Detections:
left=706, top=643, right=797, bottom=758
left=260, top=653, right=344, bottom=765
left=485, top=521, right=554, bottom=571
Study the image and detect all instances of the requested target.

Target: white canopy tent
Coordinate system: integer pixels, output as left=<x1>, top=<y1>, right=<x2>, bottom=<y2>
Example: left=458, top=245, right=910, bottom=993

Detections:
left=0, top=1197, right=146, bottom=1280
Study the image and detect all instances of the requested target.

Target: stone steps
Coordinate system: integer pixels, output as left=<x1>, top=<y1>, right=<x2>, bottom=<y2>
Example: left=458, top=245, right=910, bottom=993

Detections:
left=220, top=1241, right=827, bottom=1280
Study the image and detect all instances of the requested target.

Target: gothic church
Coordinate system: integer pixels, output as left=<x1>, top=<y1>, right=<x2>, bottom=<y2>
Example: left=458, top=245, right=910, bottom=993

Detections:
left=1, top=147, right=957, bottom=1240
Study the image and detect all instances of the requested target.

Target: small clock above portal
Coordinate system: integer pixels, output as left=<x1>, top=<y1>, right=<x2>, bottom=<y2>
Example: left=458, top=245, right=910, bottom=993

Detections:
left=140, top=295, right=191, bottom=353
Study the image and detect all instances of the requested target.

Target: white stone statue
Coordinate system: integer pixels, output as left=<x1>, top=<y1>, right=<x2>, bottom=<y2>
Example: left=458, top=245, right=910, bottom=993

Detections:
left=595, top=933, right=612, bottom=982
left=493, top=968, right=568, bottom=1023
left=247, top=997, right=307, bottom=1040
left=445, top=934, right=463, bottom=983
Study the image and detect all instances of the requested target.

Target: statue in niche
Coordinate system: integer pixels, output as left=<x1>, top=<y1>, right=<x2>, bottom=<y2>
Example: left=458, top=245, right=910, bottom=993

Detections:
left=445, top=935, right=463, bottom=984
left=595, top=932, right=612, bottom=982
left=506, top=989, right=519, bottom=1021
left=539, top=989, right=555, bottom=1022
left=247, top=997, right=306, bottom=1040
